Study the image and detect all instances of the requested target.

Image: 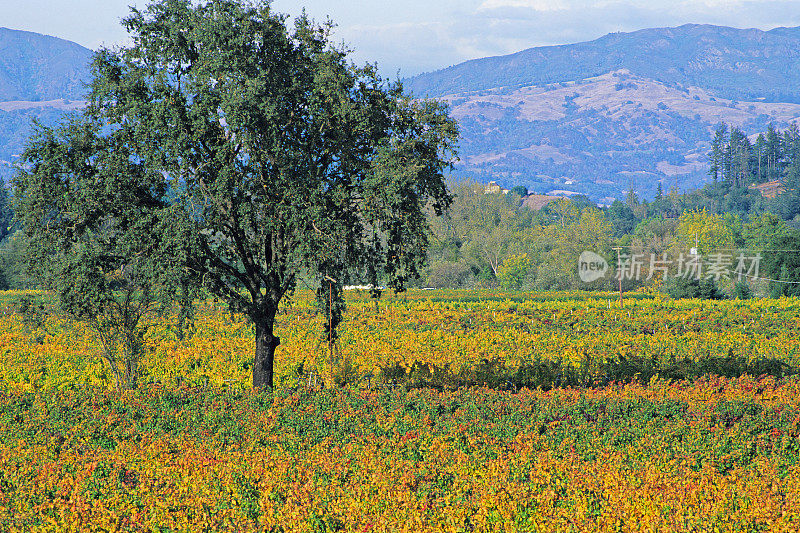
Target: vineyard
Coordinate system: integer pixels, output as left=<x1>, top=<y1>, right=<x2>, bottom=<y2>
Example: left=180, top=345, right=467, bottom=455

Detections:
left=2, top=289, right=800, bottom=531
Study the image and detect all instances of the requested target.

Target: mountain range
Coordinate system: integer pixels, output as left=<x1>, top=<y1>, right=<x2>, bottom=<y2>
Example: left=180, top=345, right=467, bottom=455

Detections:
left=0, top=28, right=92, bottom=176
left=3, top=24, right=800, bottom=201
left=0, top=27, right=91, bottom=101
left=405, top=24, right=800, bottom=202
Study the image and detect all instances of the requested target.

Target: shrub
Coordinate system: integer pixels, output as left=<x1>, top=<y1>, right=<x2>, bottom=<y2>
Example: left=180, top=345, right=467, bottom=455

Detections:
left=733, top=281, right=752, bottom=299
left=663, top=276, right=726, bottom=300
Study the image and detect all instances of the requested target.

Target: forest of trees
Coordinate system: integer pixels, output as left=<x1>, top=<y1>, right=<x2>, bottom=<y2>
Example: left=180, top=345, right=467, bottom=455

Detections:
left=421, top=176, right=799, bottom=297
left=420, top=122, right=800, bottom=296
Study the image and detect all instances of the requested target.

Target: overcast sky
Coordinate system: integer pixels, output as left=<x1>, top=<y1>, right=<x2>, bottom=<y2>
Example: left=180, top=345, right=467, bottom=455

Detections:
left=3, top=0, right=800, bottom=77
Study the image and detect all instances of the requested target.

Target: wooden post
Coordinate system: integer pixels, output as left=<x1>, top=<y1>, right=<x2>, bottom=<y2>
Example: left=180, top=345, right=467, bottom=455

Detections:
left=324, top=275, right=337, bottom=384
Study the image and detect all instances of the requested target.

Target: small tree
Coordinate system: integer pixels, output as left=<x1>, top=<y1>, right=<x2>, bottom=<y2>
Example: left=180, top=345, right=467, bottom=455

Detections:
left=497, top=253, right=531, bottom=290
left=14, top=119, right=197, bottom=390
left=88, top=0, right=457, bottom=388
left=663, top=276, right=725, bottom=300
left=510, top=185, right=528, bottom=197
left=674, top=208, right=736, bottom=255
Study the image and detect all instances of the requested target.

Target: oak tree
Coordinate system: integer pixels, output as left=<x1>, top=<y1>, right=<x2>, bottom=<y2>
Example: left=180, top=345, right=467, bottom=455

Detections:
left=86, top=0, right=457, bottom=388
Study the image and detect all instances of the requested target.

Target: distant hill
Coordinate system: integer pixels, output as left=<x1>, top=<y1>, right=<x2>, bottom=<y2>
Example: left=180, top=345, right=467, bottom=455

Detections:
left=405, top=24, right=800, bottom=201
left=0, top=28, right=92, bottom=169
left=442, top=69, right=800, bottom=202
left=406, top=24, right=800, bottom=103
left=0, top=28, right=92, bottom=101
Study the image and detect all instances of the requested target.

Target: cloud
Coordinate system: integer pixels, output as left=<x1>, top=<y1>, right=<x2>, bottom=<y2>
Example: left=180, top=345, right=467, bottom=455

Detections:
left=478, top=0, right=572, bottom=10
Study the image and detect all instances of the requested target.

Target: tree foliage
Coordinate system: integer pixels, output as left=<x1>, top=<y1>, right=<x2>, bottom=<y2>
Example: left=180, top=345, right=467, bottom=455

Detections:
left=762, top=232, right=800, bottom=297
left=14, top=118, right=196, bottom=390
left=675, top=208, right=735, bottom=255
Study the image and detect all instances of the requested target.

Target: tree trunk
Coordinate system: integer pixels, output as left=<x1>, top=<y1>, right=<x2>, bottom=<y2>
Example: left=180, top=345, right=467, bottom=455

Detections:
left=253, top=319, right=280, bottom=389
left=125, top=356, right=138, bottom=390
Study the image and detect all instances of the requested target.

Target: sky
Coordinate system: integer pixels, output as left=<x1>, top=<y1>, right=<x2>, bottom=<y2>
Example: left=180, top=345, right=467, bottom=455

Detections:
left=3, top=0, right=800, bottom=78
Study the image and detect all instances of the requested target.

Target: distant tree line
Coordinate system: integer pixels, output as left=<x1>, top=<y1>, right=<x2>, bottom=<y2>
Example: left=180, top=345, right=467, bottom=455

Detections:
left=709, top=122, right=800, bottom=186
left=421, top=121, right=800, bottom=295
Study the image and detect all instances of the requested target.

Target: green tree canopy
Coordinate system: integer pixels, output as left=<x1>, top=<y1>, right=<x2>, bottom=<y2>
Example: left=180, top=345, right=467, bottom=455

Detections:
left=607, top=199, right=637, bottom=239
left=762, top=232, right=800, bottom=297
left=674, top=208, right=736, bottom=255
left=742, top=212, right=790, bottom=250
left=14, top=118, right=197, bottom=390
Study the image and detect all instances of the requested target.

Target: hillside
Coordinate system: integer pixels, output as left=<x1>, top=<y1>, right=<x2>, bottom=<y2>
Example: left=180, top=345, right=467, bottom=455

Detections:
left=0, top=28, right=92, bottom=168
left=0, top=27, right=92, bottom=101
left=445, top=69, right=800, bottom=202
left=406, top=24, right=800, bottom=103
left=1, top=25, right=800, bottom=200
left=406, top=24, right=800, bottom=201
